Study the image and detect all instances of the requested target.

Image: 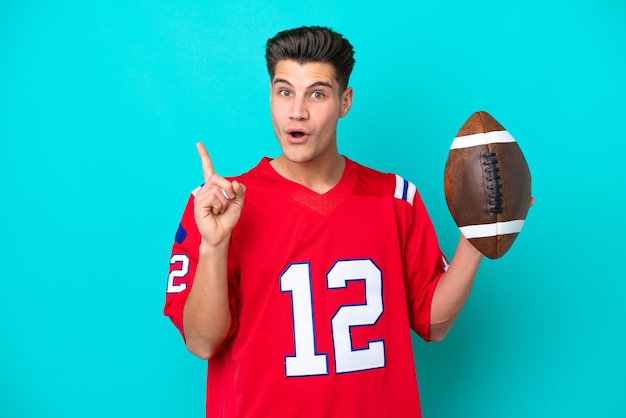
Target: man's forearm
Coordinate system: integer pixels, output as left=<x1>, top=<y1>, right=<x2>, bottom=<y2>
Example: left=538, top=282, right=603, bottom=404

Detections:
left=183, top=240, right=232, bottom=359
left=429, top=235, right=483, bottom=341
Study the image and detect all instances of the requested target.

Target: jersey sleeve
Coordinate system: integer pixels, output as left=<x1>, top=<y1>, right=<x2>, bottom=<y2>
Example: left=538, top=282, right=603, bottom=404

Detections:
left=163, top=188, right=239, bottom=343
left=394, top=176, right=447, bottom=342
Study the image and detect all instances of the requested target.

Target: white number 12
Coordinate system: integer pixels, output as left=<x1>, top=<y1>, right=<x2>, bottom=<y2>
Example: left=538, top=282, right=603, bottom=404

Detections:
left=280, top=259, right=385, bottom=377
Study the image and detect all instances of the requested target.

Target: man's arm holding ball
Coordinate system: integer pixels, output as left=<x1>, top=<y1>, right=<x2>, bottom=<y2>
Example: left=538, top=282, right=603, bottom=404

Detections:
left=429, top=197, right=535, bottom=342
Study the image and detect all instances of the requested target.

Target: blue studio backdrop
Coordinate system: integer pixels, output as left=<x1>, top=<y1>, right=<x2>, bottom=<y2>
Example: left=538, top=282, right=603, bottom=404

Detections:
left=1, top=1, right=625, bottom=417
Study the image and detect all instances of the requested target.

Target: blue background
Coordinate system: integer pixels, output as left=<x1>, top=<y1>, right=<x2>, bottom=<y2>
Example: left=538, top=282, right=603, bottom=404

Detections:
left=2, top=1, right=625, bottom=417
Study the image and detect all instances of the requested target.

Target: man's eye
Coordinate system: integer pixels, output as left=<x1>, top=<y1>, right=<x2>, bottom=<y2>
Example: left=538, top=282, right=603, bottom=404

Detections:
left=279, top=90, right=291, bottom=97
left=311, top=91, right=324, bottom=99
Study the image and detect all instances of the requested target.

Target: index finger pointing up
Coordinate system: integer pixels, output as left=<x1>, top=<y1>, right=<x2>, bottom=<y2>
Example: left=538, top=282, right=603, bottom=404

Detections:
left=196, top=142, right=215, bottom=183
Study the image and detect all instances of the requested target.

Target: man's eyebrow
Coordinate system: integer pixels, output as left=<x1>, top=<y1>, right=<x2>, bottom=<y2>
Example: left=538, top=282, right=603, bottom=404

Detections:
left=309, top=81, right=334, bottom=90
left=272, top=79, right=334, bottom=89
left=273, top=78, right=293, bottom=87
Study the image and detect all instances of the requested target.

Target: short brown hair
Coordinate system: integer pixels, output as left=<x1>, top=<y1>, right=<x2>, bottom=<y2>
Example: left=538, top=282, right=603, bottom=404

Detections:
left=265, top=26, right=356, bottom=90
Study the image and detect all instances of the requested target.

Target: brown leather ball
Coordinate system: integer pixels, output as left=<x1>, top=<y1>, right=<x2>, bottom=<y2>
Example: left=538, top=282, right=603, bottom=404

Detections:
left=444, top=111, right=532, bottom=259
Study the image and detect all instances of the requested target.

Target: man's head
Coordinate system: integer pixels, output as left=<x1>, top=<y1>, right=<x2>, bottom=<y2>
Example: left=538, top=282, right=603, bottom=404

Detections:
left=265, top=26, right=355, bottom=91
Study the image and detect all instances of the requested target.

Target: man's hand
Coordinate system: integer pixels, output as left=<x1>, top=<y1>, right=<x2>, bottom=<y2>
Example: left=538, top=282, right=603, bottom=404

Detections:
left=193, top=142, right=246, bottom=247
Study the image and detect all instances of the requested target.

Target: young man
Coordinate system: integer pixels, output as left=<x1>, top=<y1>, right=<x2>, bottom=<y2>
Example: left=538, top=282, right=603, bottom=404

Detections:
left=165, top=26, right=483, bottom=417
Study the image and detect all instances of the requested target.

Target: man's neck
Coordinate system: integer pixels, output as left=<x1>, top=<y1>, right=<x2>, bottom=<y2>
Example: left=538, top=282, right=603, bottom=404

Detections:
left=270, top=153, right=346, bottom=194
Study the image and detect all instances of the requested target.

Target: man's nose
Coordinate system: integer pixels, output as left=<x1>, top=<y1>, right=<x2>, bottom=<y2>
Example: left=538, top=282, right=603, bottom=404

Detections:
left=289, top=97, right=309, bottom=120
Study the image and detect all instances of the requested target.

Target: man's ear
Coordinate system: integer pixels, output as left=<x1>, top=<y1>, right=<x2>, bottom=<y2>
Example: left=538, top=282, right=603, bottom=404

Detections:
left=339, top=87, right=353, bottom=118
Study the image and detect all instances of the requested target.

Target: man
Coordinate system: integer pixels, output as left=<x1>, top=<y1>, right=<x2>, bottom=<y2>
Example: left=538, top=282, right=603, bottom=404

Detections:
left=165, top=26, right=482, bottom=417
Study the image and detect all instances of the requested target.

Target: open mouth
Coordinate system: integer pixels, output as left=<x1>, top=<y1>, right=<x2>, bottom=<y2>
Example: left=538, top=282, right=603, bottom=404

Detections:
left=290, top=131, right=306, bottom=138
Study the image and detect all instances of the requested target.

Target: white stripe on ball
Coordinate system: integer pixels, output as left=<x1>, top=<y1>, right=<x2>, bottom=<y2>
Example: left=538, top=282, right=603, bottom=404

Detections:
left=450, top=130, right=516, bottom=150
left=459, top=219, right=525, bottom=238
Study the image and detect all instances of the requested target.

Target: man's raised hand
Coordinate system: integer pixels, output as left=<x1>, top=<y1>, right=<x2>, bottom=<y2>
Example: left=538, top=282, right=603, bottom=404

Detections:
left=193, top=142, right=246, bottom=247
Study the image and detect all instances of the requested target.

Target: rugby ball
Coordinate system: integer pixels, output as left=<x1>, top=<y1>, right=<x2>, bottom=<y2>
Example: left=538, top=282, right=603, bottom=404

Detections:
left=444, top=111, right=532, bottom=259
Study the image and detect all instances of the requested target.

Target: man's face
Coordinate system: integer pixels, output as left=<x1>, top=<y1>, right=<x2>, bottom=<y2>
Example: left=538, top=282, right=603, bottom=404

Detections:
left=270, top=60, right=352, bottom=165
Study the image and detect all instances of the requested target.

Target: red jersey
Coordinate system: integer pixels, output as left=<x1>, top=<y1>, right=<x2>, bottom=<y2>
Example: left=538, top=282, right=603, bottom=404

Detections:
left=164, top=157, right=446, bottom=417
